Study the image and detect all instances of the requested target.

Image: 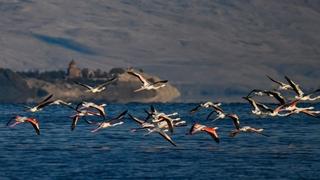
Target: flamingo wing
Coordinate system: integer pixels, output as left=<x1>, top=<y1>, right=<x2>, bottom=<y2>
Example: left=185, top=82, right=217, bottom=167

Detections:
left=157, top=130, right=177, bottom=146
left=202, top=127, right=220, bottom=143
left=127, top=71, right=149, bottom=86
left=74, top=81, right=93, bottom=90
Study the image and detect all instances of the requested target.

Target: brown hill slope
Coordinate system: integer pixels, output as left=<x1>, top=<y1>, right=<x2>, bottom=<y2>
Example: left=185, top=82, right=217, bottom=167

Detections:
left=0, top=1, right=319, bottom=101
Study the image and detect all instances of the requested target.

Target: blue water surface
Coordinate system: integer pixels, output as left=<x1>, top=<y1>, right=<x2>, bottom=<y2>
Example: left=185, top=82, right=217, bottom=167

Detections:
left=0, top=103, right=319, bottom=179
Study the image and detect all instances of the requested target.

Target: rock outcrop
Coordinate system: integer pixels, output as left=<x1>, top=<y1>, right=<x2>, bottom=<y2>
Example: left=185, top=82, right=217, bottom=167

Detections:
left=23, top=70, right=180, bottom=103
left=0, top=60, right=180, bottom=103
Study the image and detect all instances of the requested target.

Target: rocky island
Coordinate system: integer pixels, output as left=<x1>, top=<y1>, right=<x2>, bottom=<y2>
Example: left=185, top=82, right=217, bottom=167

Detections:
left=0, top=60, right=180, bottom=103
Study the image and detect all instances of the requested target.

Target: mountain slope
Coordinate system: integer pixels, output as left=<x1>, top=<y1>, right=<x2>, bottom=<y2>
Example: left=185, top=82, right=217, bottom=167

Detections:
left=1, top=0, right=320, bottom=101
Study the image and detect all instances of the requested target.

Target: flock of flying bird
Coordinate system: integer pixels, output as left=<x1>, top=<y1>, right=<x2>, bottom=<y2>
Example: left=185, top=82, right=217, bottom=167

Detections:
left=6, top=70, right=320, bottom=146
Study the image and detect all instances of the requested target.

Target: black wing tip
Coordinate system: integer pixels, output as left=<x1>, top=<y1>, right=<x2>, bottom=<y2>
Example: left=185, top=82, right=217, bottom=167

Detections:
left=39, top=94, right=54, bottom=104
left=128, top=113, right=141, bottom=123
left=190, top=108, right=198, bottom=114
left=150, top=105, right=155, bottom=113
left=242, top=96, right=249, bottom=100
left=115, top=110, right=128, bottom=120
left=190, top=105, right=201, bottom=114
left=46, top=94, right=54, bottom=99
left=144, top=109, right=152, bottom=116
left=260, top=133, right=270, bottom=137
left=71, top=123, right=76, bottom=131
left=128, top=113, right=134, bottom=119
left=120, top=110, right=128, bottom=116
left=206, top=111, right=215, bottom=120
left=266, top=75, right=281, bottom=83
left=284, top=75, right=291, bottom=81
left=6, top=117, right=15, bottom=126
left=109, top=76, right=117, bottom=81
left=168, top=140, right=177, bottom=146
left=127, top=71, right=137, bottom=76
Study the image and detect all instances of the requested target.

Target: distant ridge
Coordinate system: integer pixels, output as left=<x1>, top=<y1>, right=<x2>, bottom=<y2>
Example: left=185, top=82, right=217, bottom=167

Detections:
left=0, top=1, right=319, bottom=101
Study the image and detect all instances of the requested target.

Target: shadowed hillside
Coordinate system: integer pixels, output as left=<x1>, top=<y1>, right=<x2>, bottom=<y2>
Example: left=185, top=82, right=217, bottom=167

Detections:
left=0, top=0, right=320, bottom=101
left=0, top=68, right=38, bottom=103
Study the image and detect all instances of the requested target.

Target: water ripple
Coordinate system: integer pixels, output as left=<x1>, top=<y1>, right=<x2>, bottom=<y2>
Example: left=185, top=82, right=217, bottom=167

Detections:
left=0, top=103, right=320, bottom=179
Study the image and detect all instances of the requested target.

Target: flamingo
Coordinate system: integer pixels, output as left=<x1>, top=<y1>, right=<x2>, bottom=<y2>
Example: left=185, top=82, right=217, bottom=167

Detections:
left=7, top=116, right=40, bottom=135
left=74, top=76, right=116, bottom=93
left=127, top=71, right=168, bottom=92
left=188, top=123, right=220, bottom=143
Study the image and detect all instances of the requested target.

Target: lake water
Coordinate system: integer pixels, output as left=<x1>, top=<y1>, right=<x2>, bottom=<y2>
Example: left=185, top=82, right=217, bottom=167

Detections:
left=0, top=103, right=319, bottom=179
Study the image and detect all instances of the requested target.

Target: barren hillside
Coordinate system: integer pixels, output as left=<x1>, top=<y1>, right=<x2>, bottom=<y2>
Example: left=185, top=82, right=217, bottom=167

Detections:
left=1, top=0, right=320, bottom=101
